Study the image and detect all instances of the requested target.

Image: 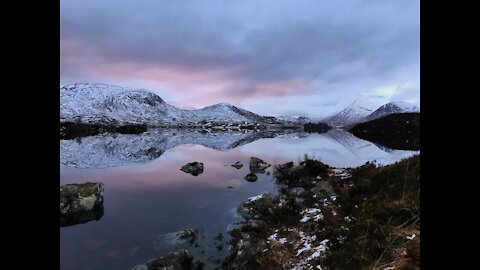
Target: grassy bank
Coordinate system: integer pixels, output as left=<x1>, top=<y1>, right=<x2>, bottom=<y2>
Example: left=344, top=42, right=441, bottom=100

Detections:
left=223, top=155, right=420, bottom=270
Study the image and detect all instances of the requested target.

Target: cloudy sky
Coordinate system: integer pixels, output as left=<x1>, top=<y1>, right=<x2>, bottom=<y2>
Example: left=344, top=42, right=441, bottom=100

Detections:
left=60, top=0, right=419, bottom=118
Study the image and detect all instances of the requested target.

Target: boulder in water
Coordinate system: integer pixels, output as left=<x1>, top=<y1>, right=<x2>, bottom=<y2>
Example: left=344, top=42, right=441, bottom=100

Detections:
left=60, top=182, right=104, bottom=227
left=180, top=162, right=204, bottom=176
left=244, top=173, right=258, bottom=182
left=249, top=157, right=271, bottom=173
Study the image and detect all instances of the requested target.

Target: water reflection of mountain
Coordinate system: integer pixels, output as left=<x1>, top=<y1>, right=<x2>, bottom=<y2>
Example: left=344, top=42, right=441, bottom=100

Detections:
left=60, top=129, right=294, bottom=168
left=60, top=128, right=419, bottom=169
left=323, top=129, right=419, bottom=165
left=239, top=129, right=419, bottom=168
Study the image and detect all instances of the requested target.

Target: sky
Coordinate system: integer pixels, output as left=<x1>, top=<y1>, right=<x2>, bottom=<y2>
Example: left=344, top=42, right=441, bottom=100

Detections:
left=60, top=0, right=420, bottom=118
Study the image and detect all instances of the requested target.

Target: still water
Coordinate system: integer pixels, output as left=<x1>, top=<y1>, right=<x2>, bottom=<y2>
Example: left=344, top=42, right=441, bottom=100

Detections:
left=60, top=129, right=418, bottom=270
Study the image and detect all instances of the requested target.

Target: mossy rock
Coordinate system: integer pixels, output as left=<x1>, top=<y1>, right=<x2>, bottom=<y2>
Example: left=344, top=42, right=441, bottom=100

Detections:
left=145, top=250, right=193, bottom=270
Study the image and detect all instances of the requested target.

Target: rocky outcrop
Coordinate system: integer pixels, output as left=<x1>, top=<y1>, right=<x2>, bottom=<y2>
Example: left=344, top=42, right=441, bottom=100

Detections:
left=249, top=157, right=271, bottom=173
left=131, top=249, right=193, bottom=270
left=60, top=182, right=104, bottom=227
left=180, top=162, right=204, bottom=176
left=237, top=194, right=275, bottom=221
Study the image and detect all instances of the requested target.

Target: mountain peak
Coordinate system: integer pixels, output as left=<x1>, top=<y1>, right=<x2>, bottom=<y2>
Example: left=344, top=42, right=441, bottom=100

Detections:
left=325, top=95, right=386, bottom=127
left=364, top=101, right=420, bottom=122
left=349, top=95, right=387, bottom=110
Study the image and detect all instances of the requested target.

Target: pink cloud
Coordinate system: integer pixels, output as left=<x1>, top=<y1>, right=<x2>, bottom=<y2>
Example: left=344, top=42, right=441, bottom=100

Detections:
left=61, top=37, right=308, bottom=108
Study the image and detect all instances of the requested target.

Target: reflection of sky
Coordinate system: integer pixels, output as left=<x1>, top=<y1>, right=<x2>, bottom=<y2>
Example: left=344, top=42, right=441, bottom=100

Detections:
left=60, top=133, right=418, bottom=270
left=60, top=145, right=278, bottom=270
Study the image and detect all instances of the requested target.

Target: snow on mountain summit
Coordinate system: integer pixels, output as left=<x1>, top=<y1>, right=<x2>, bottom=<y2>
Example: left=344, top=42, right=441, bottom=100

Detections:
left=364, top=101, right=419, bottom=122
left=325, top=95, right=386, bottom=127
left=60, top=83, right=268, bottom=126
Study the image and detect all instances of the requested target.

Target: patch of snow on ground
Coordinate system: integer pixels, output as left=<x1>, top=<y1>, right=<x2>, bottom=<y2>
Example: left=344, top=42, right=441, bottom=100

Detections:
left=248, top=194, right=264, bottom=202
left=293, top=232, right=329, bottom=270
left=300, top=208, right=324, bottom=223
left=406, top=234, right=416, bottom=240
left=330, top=168, right=351, bottom=179
left=268, top=233, right=278, bottom=241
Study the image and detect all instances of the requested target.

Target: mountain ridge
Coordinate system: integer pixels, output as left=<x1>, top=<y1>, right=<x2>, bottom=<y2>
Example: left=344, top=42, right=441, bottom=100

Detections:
left=325, top=96, right=419, bottom=127
left=60, top=83, right=280, bottom=127
left=362, top=101, right=419, bottom=122
left=324, top=96, right=386, bottom=127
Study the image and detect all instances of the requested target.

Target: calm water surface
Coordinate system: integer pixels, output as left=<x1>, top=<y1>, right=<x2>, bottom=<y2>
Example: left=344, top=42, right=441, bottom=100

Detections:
left=60, top=130, right=418, bottom=270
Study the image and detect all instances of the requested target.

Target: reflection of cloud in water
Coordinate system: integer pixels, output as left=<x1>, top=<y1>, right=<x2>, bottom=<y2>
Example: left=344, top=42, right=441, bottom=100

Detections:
left=61, top=145, right=276, bottom=194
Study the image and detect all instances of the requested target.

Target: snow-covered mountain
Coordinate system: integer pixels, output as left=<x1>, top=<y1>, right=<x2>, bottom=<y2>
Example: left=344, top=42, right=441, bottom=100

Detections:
left=362, top=101, right=419, bottom=122
left=60, top=83, right=271, bottom=126
left=325, top=96, right=386, bottom=127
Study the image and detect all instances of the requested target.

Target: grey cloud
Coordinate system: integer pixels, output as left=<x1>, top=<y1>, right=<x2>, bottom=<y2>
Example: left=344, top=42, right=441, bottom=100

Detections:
left=61, top=0, right=419, bottom=113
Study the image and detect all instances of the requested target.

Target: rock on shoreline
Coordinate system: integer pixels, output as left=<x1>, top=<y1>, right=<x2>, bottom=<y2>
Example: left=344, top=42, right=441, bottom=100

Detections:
left=60, top=182, right=104, bottom=227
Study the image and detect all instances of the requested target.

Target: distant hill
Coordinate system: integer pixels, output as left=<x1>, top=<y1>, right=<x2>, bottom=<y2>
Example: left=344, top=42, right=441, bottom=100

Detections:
left=348, top=113, right=420, bottom=150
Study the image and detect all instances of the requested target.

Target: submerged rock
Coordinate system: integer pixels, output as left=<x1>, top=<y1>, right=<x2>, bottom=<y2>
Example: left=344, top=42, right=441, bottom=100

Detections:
left=180, top=162, right=204, bottom=176
left=249, top=157, right=271, bottom=173
left=244, top=173, right=258, bottom=182
left=60, top=182, right=104, bottom=227
left=157, top=229, right=198, bottom=246
left=176, top=229, right=198, bottom=244
left=131, top=249, right=193, bottom=270
left=231, top=161, right=243, bottom=169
